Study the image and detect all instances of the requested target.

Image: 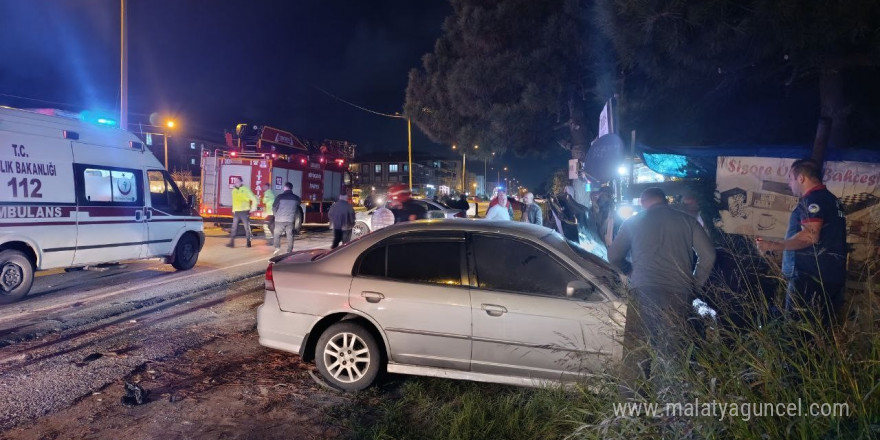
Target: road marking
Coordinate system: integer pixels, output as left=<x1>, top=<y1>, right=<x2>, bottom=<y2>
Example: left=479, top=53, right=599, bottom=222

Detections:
left=0, top=257, right=271, bottom=325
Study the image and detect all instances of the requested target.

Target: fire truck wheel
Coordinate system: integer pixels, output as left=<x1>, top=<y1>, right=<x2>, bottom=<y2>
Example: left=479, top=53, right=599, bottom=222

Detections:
left=0, top=250, right=34, bottom=304
left=294, top=210, right=303, bottom=234
left=171, top=234, right=200, bottom=271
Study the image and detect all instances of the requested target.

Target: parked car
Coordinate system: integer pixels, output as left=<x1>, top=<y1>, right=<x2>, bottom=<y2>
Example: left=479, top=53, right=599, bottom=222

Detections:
left=350, top=199, right=462, bottom=240
left=257, top=220, right=626, bottom=391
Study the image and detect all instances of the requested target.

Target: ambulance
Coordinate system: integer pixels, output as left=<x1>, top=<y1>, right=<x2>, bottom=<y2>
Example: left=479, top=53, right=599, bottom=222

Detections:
left=0, top=106, right=205, bottom=303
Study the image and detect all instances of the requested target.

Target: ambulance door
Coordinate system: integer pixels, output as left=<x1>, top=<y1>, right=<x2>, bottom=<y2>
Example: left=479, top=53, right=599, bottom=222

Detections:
left=0, top=132, right=77, bottom=269
left=145, top=169, right=188, bottom=257
left=71, top=162, right=148, bottom=265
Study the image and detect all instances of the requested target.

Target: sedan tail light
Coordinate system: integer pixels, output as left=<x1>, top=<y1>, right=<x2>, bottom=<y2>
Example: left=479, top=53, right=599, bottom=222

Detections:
left=265, top=263, right=275, bottom=291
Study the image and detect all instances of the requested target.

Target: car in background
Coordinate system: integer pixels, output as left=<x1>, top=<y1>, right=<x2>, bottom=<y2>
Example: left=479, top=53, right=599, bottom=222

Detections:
left=257, top=220, right=626, bottom=391
left=350, top=199, right=462, bottom=240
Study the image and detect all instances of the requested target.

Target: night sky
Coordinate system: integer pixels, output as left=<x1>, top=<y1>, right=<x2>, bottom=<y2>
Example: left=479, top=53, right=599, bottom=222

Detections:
left=0, top=0, right=568, bottom=191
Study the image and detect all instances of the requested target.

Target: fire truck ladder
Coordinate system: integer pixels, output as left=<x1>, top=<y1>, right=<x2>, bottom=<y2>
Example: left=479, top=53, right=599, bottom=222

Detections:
left=201, top=155, right=219, bottom=211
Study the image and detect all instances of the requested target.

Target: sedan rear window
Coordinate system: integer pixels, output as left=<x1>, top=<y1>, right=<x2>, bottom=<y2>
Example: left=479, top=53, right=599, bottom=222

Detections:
left=358, top=246, right=386, bottom=277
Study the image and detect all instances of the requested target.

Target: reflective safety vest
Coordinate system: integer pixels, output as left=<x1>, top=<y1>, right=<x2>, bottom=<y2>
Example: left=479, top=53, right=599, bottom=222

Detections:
left=262, top=189, right=276, bottom=215
left=232, top=186, right=257, bottom=212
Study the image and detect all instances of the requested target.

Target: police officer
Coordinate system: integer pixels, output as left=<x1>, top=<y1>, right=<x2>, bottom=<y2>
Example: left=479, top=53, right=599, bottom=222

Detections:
left=757, top=159, right=847, bottom=326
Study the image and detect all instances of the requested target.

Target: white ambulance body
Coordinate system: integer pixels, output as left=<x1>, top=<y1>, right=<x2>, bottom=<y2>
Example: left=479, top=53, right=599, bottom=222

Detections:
left=0, top=107, right=205, bottom=303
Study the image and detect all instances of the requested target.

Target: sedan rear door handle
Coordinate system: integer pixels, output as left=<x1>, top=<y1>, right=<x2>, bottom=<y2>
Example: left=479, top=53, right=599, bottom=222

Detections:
left=361, top=291, right=385, bottom=303
left=481, top=304, right=507, bottom=317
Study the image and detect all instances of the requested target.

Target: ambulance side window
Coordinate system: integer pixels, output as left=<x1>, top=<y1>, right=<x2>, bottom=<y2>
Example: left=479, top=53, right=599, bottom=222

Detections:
left=75, top=164, right=143, bottom=206
left=147, top=170, right=186, bottom=214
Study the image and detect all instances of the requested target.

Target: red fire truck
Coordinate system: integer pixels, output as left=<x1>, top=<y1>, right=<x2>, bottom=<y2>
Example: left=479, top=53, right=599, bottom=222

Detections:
left=199, top=123, right=354, bottom=233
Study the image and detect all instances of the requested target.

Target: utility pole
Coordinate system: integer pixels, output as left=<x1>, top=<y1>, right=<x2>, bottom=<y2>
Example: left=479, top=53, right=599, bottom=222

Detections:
left=462, top=153, right=466, bottom=193
left=120, top=0, right=128, bottom=130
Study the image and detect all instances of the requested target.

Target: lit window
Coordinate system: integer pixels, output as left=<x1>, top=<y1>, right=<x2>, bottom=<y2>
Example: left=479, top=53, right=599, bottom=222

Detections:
left=375, top=164, right=382, bottom=174
left=389, top=164, right=399, bottom=173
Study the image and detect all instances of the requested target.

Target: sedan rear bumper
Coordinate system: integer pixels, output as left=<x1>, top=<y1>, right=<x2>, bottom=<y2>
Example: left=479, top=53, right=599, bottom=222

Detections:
left=257, top=290, right=319, bottom=356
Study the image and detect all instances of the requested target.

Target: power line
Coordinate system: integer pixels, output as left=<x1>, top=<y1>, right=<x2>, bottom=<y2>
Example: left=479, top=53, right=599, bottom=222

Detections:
left=0, top=91, right=151, bottom=117
left=313, top=86, right=404, bottom=119
left=0, top=92, right=86, bottom=110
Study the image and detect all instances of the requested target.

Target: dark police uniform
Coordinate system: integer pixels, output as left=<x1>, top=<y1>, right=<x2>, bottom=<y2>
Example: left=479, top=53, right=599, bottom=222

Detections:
left=781, top=184, right=847, bottom=323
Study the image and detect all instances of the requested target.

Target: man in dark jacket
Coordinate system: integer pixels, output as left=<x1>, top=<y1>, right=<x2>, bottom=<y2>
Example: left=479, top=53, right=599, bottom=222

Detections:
left=521, top=192, right=543, bottom=225
left=328, top=194, right=356, bottom=248
left=608, top=187, right=716, bottom=389
left=271, top=182, right=301, bottom=255
left=456, top=194, right=470, bottom=214
left=388, top=184, right=427, bottom=223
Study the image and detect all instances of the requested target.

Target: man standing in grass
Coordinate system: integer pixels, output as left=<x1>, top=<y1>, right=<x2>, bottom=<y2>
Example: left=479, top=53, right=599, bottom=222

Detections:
left=608, top=187, right=715, bottom=390
left=757, top=159, right=847, bottom=326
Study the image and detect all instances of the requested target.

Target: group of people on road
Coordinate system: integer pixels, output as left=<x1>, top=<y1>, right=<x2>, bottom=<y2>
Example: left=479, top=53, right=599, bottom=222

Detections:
left=606, top=158, right=847, bottom=391
left=226, top=178, right=302, bottom=255
left=484, top=189, right=543, bottom=226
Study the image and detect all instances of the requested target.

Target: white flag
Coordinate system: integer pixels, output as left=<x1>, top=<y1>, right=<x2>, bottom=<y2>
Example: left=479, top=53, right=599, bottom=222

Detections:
left=598, top=100, right=610, bottom=137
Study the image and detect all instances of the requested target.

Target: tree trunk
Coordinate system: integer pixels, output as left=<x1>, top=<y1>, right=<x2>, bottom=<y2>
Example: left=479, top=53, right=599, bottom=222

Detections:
left=568, top=95, right=592, bottom=207
left=813, top=65, right=850, bottom=165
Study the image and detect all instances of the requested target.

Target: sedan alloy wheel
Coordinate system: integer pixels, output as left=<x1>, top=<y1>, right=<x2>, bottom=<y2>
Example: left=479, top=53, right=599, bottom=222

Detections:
left=315, top=322, right=381, bottom=391
left=351, top=221, right=370, bottom=240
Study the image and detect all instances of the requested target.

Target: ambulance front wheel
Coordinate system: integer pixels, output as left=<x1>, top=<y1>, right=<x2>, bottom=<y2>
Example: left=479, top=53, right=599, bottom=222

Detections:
left=0, top=250, right=34, bottom=304
left=171, top=234, right=200, bottom=271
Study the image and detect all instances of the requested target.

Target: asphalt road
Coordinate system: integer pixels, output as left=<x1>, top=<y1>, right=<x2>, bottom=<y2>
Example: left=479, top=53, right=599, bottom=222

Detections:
left=0, top=227, right=334, bottom=432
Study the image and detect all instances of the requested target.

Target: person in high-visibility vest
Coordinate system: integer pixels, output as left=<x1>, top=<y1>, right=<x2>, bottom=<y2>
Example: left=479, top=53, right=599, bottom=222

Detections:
left=227, top=177, right=258, bottom=248
left=261, top=182, right=276, bottom=242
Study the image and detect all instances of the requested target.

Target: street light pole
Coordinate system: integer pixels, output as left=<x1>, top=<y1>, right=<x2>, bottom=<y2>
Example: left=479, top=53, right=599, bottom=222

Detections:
left=164, top=134, right=169, bottom=169
left=120, top=0, right=128, bottom=130
left=407, top=118, right=413, bottom=192
left=462, top=152, right=466, bottom=193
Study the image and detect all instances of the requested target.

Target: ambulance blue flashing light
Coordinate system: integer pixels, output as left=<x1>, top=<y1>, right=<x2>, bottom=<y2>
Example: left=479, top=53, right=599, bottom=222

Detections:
left=29, top=108, right=119, bottom=127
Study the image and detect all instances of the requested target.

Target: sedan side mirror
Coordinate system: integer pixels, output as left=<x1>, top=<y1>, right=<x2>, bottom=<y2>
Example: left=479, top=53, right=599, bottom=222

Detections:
left=566, top=280, right=594, bottom=298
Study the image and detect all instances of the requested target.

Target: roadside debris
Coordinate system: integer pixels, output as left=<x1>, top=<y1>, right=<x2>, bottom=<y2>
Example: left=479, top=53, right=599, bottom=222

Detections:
left=121, top=381, right=149, bottom=406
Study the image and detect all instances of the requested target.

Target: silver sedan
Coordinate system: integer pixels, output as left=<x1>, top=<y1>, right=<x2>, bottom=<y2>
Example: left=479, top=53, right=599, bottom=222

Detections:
left=257, top=219, right=626, bottom=391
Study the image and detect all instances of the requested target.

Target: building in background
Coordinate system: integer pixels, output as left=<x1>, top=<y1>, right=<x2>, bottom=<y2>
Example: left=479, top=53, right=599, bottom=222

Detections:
left=351, top=152, right=494, bottom=198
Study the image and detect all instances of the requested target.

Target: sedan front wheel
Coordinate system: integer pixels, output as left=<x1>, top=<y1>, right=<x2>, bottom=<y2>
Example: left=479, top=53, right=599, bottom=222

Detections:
left=315, top=322, right=381, bottom=391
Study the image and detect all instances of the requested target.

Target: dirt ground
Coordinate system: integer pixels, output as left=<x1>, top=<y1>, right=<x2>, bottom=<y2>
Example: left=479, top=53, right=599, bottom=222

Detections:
left=1, top=329, right=356, bottom=440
